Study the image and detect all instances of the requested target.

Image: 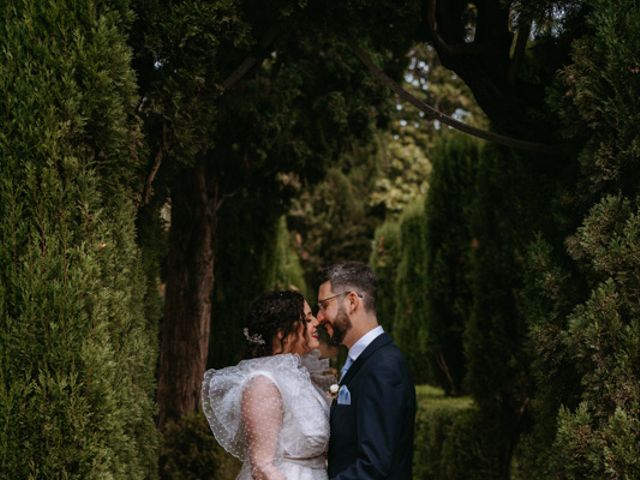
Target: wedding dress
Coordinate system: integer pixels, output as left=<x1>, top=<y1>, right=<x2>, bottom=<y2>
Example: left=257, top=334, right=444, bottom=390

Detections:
left=202, top=351, right=333, bottom=480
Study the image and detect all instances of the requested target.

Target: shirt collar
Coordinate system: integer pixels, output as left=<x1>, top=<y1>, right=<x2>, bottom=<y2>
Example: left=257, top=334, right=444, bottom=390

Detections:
left=348, top=326, right=384, bottom=362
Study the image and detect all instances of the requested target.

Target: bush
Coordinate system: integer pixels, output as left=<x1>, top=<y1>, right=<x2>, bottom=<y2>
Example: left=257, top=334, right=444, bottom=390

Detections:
left=515, top=1, right=640, bottom=477
left=0, top=1, right=157, bottom=478
left=413, top=385, right=501, bottom=480
left=160, top=413, right=241, bottom=480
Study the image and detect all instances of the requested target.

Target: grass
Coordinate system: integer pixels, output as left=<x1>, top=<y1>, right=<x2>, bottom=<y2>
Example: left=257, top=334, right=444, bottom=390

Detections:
left=416, top=383, right=474, bottom=411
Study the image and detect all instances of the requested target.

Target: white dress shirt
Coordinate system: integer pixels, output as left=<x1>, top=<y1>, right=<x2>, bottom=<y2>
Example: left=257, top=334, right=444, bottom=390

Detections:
left=347, top=325, right=384, bottom=363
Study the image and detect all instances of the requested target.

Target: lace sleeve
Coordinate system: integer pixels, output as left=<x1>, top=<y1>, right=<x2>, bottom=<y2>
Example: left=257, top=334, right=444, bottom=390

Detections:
left=241, top=375, right=287, bottom=480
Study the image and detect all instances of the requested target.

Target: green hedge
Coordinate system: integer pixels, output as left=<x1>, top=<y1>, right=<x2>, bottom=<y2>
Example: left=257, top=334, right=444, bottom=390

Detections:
left=413, top=385, right=501, bottom=480
left=0, top=2, right=157, bottom=477
left=160, top=413, right=241, bottom=480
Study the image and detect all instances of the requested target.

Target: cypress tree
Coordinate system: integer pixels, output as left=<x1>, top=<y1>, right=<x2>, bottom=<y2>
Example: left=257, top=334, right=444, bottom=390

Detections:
left=423, top=134, right=480, bottom=396
left=521, top=0, right=640, bottom=476
left=369, top=219, right=401, bottom=334
left=464, top=144, right=560, bottom=478
left=0, top=2, right=157, bottom=477
left=393, top=199, right=431, bottom=383
left=208, top=194, right=307, bottom=370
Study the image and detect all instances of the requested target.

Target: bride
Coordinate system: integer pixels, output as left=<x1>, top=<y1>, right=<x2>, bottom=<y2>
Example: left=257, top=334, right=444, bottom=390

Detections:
left=202, top=290, right=334, bottom=480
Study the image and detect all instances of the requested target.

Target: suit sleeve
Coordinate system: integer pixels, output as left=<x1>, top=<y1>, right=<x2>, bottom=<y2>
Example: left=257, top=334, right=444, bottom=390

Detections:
left=331, top=359, right=409, bottom=480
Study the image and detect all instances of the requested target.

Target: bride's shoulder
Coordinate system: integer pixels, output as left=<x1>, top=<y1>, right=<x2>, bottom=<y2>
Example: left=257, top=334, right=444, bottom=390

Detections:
left=204, top=353, right=309, bottom=392
left=239, top=352, right=303, bottom=371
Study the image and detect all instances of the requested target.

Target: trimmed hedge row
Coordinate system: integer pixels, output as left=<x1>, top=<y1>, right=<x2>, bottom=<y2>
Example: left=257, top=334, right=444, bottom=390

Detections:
left=0, top=1, right=158, bottom=478
left=413, top=385, right=502, bottom=480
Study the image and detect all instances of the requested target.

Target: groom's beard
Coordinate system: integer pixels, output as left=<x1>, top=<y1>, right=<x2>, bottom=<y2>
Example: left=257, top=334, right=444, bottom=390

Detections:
left=328, top=306, right=351, bottom=346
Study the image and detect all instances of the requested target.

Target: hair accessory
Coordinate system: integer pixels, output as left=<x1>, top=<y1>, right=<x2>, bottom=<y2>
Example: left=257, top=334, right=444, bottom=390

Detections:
left=243, top=328, right=265, bottom=345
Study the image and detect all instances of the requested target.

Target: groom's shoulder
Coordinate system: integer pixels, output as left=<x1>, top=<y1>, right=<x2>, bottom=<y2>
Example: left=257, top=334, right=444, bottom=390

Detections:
left=375, top=333, right=406, bottom=359
left=367, top=335, right=412, bottom=375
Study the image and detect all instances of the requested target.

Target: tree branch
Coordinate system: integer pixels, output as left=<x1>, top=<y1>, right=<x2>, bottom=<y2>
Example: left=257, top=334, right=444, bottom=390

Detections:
left=142, top=125, right=168, bottom=206
left=350, top=43, right=565, bottom=155
left=141, top=22, right=287, bottom=207
left=220, top=22, right=286, bottom=94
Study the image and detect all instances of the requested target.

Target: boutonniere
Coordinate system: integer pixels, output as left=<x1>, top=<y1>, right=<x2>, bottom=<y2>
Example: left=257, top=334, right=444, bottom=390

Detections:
left=328, top=383, right=339, bottom=400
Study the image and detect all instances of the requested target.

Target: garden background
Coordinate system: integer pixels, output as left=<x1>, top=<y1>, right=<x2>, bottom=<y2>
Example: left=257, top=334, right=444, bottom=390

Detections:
left=1, top=0, right=639, bottom=479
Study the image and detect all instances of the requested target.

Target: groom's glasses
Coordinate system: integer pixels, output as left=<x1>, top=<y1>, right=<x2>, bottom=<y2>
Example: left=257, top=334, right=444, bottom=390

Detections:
left=316, top=291, right=363, bottom=313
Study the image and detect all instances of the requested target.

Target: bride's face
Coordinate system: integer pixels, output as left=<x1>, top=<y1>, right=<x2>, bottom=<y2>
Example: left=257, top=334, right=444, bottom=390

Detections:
left=284, top=301, right=320, bottom=355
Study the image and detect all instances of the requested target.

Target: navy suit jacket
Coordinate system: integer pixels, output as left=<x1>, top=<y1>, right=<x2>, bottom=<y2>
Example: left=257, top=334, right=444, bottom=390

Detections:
left=328, top=332, right=416, bottom=480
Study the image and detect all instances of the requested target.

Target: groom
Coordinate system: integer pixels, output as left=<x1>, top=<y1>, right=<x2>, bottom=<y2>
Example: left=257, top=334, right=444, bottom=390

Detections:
left=317, top=262, right=416, bottom=479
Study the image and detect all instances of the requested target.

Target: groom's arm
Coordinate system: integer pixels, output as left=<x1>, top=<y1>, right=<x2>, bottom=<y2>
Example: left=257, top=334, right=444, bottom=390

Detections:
left=331, top=358, right=410, bottom=480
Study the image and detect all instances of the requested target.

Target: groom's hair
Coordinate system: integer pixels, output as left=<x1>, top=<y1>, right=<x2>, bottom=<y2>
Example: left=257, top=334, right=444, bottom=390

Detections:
left=319, top=261, right=377, bottom=314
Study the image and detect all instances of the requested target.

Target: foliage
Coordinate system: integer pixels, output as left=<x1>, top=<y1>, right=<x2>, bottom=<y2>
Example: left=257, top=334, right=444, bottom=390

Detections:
left=208, top=203, right=308, bottom=369
left=0, top=1, right=157, bottom=478
left=463, top=142, right=566, bottom=476
left=289, top=156, right=381, bottom=289
left=423, top=134, right=481, bottom=395
left=412, top=385, right=501, bottom=480
left=160, top=413, right=241, bottom=480
left=264, top=216, right=308, bottom=295
left=293, top=43, right=486, bottom=282
left=132, top=0, right=422, bottom=202
left=370, top=131, right=432, bottom=219
left=393, top=199, right=431, bottom=382
left=369, top=219, right=402, bottom=333
left=511, top=1, right=640, bottom=478
left=537, top=195, right=640, bottom=479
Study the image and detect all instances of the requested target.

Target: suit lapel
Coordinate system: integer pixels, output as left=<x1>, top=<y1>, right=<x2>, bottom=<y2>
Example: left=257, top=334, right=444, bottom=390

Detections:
left=339, top=332, right=392, bottom=386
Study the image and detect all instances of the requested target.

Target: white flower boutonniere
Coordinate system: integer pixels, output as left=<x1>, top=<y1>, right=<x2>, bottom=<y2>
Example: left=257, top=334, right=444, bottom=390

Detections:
left=328, top=383, right=339, bottom=401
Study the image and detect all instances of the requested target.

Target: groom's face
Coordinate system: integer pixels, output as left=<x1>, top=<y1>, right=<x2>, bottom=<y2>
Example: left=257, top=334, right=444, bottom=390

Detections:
left=317, top=281, right=352, bottom=346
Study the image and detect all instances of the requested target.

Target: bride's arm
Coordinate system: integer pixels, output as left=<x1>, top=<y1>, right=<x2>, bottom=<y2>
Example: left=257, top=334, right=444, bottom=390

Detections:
left=241, top=375, right=287, bottom=480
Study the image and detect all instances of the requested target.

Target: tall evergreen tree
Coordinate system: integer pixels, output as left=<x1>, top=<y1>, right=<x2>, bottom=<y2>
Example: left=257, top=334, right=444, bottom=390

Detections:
left=0, top=2, right=157, bottom=477
left=370, top=220, right=402, bottom=334
left=519, top=0, right=640, bottom=477
left=423, top=134, right=480, bottom=396
left=393, top=199, right=431, bottom=383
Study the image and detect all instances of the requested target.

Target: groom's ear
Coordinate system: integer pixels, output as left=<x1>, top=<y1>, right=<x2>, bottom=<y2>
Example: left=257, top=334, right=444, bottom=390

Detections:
left=346, top=291, right=360, bottom=314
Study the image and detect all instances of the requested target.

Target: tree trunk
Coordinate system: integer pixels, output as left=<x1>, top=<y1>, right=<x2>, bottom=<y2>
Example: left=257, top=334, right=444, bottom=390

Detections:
left=157, top=161, right=217, bottom=428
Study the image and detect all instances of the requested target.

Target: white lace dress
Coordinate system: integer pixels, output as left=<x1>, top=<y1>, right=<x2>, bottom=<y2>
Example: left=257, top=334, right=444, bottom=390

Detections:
left=202, top=352, right=333, bottom=480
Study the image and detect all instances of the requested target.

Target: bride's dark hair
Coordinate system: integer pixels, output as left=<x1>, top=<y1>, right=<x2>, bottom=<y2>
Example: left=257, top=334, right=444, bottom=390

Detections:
left=243, top=290, right=306, bottom=358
